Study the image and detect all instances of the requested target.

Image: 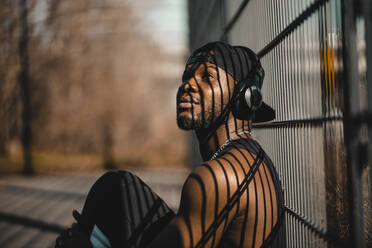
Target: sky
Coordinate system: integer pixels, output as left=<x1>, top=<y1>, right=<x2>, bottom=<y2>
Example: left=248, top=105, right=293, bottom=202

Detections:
left=124, top=0, right=188, bottom=54
left=32, top=0, right=188, bottom=54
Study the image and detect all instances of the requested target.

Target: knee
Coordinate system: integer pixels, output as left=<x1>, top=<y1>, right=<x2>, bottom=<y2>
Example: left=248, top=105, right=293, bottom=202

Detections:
left=83, top=171, right=132, bottom=210
left=95, top=170, right=133, bottom=189
left=99, top=170, right=121, bottom=182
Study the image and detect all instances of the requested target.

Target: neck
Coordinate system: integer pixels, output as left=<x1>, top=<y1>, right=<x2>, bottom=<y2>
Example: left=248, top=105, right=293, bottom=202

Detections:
left=195, top=113, right=252, bottom=161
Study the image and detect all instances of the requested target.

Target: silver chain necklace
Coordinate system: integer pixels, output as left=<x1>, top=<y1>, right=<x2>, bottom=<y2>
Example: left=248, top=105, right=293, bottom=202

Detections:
left=210, top=131, right=251, bottom=160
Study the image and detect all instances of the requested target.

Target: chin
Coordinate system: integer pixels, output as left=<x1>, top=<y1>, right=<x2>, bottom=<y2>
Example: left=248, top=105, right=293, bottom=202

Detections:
left=177, top=115, right=194, bottom=130
left=177, top=114, right=212, bottom=131
left=176, top=108, right=216, bottom=130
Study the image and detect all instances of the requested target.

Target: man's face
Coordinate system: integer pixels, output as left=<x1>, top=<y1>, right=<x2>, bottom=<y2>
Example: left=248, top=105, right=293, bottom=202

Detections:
left=176, top=61, right=235, bottom=130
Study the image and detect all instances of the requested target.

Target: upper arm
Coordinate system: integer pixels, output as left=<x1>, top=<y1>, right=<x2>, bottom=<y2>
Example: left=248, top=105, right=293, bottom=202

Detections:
left=177, top=164, right=236, bottom=248
left=149, top=156, right=248, bottom=248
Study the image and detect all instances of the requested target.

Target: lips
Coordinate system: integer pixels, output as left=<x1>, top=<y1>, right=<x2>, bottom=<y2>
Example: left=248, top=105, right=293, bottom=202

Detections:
left=179, top=95, right=199, bottom=103
left=179, top=102, right=192, bottom=108
left=178, top=96, right=199, bottom=110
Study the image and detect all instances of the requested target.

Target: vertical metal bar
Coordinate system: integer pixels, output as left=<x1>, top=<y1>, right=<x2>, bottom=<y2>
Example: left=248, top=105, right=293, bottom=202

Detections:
left=295, top=0, right=300, bottom=121
left=280, top=0, right=285, bottom=121
left=363, top=0, right=372, bottom=224
left=297, top=1, right=305, bottom=244
left=286, top=0, right=293, bottom=243
left=291, top=0, right=300, bottom=243
left=306, top=124, right=311, bottom=247
left=304, top=2, right=310, bottom=121
left=332, top=0, right=337, bottom=117
left=285, top=124, right=290, bottom=247
left=282, top=1, right=290, bottom=241
left=259, top=0, right=264, bottom=50
left=300, top=0, right=307, bottom=244
left=272, top=0, right=277, bottom=122
left=298, top=123, right=303, bottom=246
left=306, top=12, right=313, bottom=235
left=341, top=0, right=365, bottom=246
left=313, top=8, right=320, bottom=247
left=310, top=126, right=316, bottom=246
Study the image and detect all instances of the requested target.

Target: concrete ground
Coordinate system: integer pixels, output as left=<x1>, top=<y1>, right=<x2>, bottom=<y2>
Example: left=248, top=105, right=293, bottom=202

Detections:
left=0, top=168, right=189, bottom=248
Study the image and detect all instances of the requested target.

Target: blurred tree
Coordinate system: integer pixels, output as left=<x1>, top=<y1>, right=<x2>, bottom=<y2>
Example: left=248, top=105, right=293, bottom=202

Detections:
left=0, top=0, right=37, bottom=174
left=19, top=0, right=33, bottom=175
left=0, top=1, right=21, bottom=156
left=0, top=0, right=187, bottom=172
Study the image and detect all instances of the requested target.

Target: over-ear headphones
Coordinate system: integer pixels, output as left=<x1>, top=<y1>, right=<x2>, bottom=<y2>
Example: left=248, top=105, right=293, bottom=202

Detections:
left=232, top=60, right=265, bottom=120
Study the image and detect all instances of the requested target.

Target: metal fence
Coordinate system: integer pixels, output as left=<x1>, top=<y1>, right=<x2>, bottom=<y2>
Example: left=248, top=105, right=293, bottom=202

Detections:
left=188, top=0, right=371, bottom=247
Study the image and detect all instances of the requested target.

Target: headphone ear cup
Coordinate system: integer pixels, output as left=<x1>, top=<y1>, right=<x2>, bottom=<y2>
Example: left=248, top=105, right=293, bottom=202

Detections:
left=232, top=80, right=249, bottom=120
left=232, top=85, right=263, bottom=120
left=245, top=86, right=262, bottom=111
left=232, top=59, right=264, bottom=120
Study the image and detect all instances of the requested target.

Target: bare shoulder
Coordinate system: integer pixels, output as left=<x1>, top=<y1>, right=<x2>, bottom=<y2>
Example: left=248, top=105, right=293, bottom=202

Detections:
left=173, top=155, right=254, bottom=247
left=179, top=147, right=258, bottom=216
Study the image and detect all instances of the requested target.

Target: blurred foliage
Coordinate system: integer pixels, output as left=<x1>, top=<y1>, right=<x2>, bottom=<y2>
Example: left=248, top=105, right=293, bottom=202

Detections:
left=0, top=0, right=188, bottom=172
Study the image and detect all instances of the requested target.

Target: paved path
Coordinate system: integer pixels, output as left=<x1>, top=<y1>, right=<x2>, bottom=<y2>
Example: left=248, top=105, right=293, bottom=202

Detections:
left=0, top=168, right=189, bottom=248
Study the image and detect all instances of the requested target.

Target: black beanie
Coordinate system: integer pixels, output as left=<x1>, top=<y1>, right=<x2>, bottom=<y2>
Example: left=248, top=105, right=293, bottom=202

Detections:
left=186, top=41, right=260, bottom=85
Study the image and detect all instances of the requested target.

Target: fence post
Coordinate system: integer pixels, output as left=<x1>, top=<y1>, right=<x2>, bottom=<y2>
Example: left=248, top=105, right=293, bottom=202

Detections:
left=341, top=0, right=365, bottom=246
left=363, top=0, right=372, bottom=242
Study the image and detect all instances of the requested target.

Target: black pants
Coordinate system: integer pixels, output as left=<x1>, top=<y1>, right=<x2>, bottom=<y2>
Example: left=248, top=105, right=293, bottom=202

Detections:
left=79, top=170, right=175, bottom=248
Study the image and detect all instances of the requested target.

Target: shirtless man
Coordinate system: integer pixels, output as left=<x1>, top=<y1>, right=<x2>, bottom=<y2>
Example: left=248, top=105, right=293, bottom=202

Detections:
left=55, top=41, right=284, bottom=248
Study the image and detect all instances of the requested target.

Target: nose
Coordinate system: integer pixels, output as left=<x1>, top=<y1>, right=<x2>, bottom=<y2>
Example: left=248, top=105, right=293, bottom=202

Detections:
left=179, top=78, right=199, bottom=93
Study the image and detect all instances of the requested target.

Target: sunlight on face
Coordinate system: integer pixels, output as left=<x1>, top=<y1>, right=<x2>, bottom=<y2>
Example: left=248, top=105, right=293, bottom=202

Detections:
left=176, top=62, right=235, bottom=130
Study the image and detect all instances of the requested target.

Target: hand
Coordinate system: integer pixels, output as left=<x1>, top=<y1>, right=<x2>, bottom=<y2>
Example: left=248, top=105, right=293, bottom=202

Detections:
left=55, top=210, right=93, bottom=248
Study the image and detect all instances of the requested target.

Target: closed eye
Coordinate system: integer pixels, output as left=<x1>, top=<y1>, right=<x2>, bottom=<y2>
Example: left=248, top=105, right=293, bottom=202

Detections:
left=202, top=71, right=214, bottom=81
